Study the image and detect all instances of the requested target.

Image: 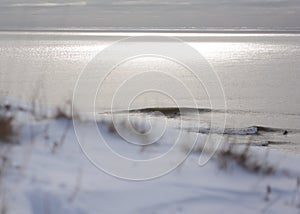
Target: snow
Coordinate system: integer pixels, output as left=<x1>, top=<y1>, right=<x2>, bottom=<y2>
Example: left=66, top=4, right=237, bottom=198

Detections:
left=1, top=98, right=300, bottom=214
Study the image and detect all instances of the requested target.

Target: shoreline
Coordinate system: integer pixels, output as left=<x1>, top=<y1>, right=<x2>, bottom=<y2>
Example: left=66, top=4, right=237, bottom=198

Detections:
left=1, top=28, right=300, bottom=35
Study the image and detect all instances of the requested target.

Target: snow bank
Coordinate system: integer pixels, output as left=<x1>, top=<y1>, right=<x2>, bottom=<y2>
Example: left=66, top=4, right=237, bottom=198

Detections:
left=1, top=98, right=300, bottom=214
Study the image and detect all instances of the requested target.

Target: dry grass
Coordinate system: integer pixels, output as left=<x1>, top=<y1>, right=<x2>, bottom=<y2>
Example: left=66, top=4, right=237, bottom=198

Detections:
left=0, top=117, right=13, bottom=143
left=54, top=108, right=71, bottom=120
left=0, top=150, right=10, bottom=214
left=217, top=144, right=275, bottom=175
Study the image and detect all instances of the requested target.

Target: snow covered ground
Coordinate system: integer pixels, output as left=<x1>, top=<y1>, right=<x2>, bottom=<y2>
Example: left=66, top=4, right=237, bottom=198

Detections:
left=1, top=98, right=300, bottom=214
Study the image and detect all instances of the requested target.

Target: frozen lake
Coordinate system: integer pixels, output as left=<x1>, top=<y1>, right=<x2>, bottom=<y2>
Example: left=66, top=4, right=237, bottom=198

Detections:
left=1, top=31, right=300, bottom=152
